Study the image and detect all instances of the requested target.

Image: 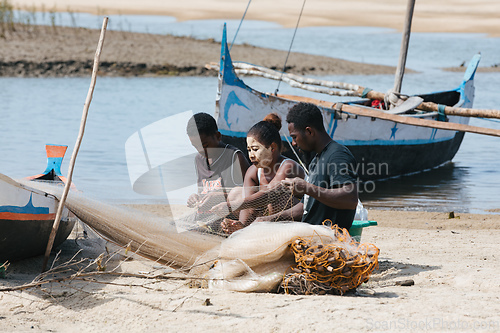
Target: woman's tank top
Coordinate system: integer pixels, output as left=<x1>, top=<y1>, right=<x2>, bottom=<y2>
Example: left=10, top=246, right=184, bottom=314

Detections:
left=257, top=158, right=292, bottom=185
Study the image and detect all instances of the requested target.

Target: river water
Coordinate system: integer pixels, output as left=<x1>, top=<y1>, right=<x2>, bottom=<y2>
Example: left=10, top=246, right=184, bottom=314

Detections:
left=1, top=13, right=499, bottom=214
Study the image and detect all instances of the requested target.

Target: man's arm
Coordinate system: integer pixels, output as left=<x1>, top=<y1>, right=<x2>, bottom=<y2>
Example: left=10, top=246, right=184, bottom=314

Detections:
left=282, top=178, right=358, bottom=210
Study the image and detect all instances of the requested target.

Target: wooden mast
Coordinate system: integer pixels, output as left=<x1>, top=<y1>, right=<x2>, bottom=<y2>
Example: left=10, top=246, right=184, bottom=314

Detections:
left=393, top=0, right=416, bottom=95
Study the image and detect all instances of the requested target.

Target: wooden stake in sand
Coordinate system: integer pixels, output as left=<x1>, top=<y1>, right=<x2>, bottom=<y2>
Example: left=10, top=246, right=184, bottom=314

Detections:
left=42, top=17, right=109, bottom=272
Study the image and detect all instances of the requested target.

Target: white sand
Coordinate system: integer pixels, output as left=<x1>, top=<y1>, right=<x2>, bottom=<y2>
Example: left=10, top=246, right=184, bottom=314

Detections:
left=1, top=210, right=499, bottom=332
left=11, top=0, right=500, bottom=36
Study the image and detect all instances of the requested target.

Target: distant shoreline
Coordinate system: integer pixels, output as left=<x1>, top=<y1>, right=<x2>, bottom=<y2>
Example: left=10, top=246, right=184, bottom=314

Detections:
left=11, top=0, right=500, bottom=37
left=0, top=24, right=399, bottom=78
left=0, top=22, right=498, bottom=78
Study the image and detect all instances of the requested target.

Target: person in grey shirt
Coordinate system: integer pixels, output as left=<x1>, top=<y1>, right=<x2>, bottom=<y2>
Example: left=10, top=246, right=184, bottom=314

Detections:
left=257, top=102, right=358, bottom=230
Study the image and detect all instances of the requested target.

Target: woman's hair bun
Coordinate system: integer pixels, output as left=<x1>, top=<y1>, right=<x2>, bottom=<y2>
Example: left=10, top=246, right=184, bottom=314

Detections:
left=263, top=113, right=282, bottom=131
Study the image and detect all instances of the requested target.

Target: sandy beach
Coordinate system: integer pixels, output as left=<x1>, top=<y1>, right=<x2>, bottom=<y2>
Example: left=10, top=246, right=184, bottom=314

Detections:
left=1, top=1, right=500, bottom=332
left=1, top=208, right=499, bottom=332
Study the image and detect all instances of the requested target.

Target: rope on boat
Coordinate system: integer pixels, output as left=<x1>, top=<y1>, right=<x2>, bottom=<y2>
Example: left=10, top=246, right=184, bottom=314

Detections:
left=275, top=0, right=307, bottom=96
left=281, top=131, right=309, bottom=176
left=229, top=0, right=253, bottom=51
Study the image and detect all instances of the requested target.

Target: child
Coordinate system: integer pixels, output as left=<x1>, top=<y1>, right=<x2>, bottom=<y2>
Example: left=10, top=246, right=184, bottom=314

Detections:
left=186, top=113, right=250, bottom=229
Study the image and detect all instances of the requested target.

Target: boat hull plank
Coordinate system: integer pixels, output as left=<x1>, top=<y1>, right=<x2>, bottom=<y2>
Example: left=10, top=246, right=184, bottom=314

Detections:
left=0, top=218, right=75, bottom=262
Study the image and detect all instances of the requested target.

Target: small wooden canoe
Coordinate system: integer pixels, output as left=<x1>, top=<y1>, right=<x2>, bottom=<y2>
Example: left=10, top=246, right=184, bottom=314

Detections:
left=0, top=145, right=76, bottom=262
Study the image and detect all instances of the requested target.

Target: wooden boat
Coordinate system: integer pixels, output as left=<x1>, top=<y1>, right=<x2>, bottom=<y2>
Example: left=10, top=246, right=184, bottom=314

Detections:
left=0, top=145, right=76, bottom=262
left=214, top=26, right=482, bottom=180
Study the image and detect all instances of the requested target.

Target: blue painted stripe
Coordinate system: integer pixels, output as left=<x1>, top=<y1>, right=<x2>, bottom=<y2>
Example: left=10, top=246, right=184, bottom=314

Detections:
left=221, top=24, right=247, bottom=90
left=220, top=129, right=454, bottom=146
left=0, top=194, right=49, bottom=214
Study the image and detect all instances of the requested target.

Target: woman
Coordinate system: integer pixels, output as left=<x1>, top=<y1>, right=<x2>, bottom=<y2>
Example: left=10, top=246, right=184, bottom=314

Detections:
left=211, top=113, right=306, bottom=234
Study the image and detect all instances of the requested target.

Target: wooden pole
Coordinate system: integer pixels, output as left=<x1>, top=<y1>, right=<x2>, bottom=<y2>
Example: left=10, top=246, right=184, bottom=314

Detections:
left=277, top=93, right=500, bottom=138
left=393, top=0, right=416, bottom=94
left=359, top=89, right=500, bottom=119
left=42, top=17, right=109, bottom=272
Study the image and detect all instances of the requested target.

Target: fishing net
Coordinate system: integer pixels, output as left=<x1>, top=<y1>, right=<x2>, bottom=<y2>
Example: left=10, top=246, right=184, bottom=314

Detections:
left=187, top=182, right=299, bottom=236
left=16, top=178, right=222, bottom=268
left=14, top=175, right=379, bottom=294
left=282, top=224, right=379, bottom=295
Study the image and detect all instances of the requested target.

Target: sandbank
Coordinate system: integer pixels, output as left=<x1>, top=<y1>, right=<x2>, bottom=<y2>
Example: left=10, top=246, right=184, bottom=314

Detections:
left=12, top=0, right=500, bottom=37
left=0, top=24, right=397, bottom=77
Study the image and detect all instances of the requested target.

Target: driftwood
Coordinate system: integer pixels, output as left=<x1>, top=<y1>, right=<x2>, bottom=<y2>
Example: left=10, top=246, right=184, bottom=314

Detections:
left=0, top=243, right=223, bottom=294
left=0, top=248, right=199, bottom=293
left=207, top=62, right=500, bottom=120
left=0, top=269, right=201, bottom=293
left=42, top=17, right=109, bottom=272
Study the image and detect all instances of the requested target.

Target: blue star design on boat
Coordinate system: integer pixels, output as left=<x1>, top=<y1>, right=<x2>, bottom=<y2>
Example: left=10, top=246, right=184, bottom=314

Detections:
left=390, top=123, right=398, bottom=139
left=224, top=91, right=250, bottom=128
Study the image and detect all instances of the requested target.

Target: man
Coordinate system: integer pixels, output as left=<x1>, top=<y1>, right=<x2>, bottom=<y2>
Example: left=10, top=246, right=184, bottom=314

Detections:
left=186, top=112, right=250, bottom=209
left=258, top=102, right=358, bottom=230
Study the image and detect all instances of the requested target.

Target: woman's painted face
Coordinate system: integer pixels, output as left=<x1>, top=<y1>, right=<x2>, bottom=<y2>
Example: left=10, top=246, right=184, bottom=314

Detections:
left=247, top=136, right=273, bottom=168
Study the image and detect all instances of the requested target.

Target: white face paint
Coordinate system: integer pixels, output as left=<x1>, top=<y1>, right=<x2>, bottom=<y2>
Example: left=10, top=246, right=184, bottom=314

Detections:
left=247, top=136, right=273, bottom=169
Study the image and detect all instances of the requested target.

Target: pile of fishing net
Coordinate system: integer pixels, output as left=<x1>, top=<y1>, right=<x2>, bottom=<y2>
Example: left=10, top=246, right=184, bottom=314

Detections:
left=20, top=178, right=379, bottom=295
left=283, top=225, right=379, bottom=295
left=194, top=221, right=379, bottom=295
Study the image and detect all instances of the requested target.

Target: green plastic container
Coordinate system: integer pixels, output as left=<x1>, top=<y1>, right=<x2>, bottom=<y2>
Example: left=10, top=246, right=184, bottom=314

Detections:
left=349, top=220, right=378, bottom=242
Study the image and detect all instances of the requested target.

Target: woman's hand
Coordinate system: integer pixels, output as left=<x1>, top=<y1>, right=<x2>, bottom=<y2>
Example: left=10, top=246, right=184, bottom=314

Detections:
left=221, top=218, right=245, bottom=234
